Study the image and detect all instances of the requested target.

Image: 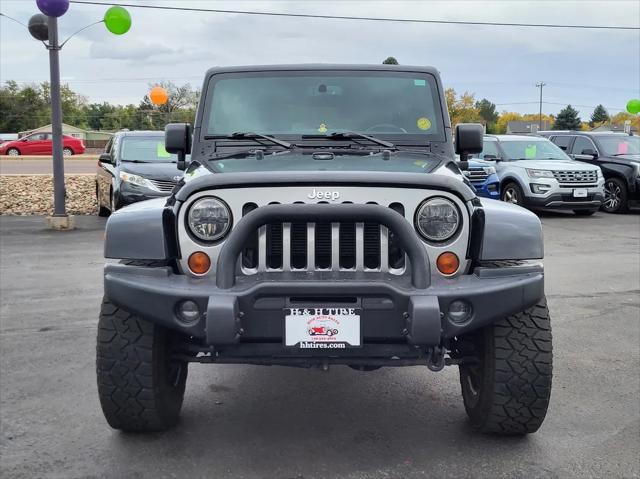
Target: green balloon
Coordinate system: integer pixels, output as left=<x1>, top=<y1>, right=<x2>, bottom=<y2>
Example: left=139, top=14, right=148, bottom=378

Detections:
left=627, top=99, right=640, bottom=115
left=104, top=6, right=131, bottom=35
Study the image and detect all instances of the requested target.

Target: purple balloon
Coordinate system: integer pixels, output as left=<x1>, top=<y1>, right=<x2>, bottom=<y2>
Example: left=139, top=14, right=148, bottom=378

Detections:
left=36, top=0, right=69, bottom=17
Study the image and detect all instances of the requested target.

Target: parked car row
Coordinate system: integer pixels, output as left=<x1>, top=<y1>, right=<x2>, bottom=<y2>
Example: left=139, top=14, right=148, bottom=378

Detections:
left=470, top=134, right=604, bottom=216
left=539, top=131, right=640, bottom=213
left=0, top=132, right=85, bottom=156
left=97, top=129, right=636, bottom=218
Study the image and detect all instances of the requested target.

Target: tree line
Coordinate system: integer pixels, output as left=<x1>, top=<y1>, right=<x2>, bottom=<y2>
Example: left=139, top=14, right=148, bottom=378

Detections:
left=1, top=79, right=637, bottom=134
left=0, top=80, right=198, bottom=133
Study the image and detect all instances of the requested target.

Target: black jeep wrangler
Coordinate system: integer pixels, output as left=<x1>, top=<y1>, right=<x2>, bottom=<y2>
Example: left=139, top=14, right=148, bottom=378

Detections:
left=97, top=65, right=552, bottom=435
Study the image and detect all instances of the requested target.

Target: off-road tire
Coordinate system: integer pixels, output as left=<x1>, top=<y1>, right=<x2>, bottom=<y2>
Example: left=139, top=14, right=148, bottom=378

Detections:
left=458, top=299, right=552, bottom=435
left=573, top=209, right=596, bottom=216
left=96, top=298, right=188, bottom=432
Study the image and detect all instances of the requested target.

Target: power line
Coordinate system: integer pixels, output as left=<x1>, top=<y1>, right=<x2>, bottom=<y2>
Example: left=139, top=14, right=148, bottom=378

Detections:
left=68, top=1, right=640, bottom=31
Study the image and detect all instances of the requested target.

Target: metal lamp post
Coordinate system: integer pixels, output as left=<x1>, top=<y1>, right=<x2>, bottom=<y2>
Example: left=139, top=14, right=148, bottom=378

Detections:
left=15, top=0, right=131, bottom=229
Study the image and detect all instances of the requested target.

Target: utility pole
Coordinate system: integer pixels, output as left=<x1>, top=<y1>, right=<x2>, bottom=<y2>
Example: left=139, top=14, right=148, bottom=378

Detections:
left=536, top=82, right=546, bottom=130
left=47, top=16, right=67, bottom=220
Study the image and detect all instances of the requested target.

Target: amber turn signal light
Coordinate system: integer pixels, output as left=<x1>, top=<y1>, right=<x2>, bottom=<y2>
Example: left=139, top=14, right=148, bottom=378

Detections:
left=437, top=252, right=459, bottom=275
left=188, top=251, right=211, bottom=275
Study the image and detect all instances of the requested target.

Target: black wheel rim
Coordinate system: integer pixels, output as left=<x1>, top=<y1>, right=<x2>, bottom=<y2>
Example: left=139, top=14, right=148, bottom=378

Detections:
left=603, top=180, right=621, bottom=211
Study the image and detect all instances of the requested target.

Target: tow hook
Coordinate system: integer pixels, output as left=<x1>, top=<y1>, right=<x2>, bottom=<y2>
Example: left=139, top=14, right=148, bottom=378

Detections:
left=426, top=346, right=446, bottom=372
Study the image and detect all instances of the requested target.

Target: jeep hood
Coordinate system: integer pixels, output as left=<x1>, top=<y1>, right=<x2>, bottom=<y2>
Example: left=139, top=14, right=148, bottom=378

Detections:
left=174, top=170, right=476, bottom=203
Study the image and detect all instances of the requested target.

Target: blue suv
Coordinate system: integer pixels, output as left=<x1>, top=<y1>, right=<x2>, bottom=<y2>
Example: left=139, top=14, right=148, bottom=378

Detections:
left=464, top=159, right=500, bottom=199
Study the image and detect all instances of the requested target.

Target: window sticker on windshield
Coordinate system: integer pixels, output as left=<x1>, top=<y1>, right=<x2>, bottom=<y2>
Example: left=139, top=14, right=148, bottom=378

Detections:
left=525, top=144, right=537, bottom=158
left=413, top=79, right=426, bottom=86
left=318, top=123, right=328, bottom=134
left=417, top=117, right=432, bottom=131
left=157, top=142, right=170, bottom=158
left=617, top=142, right=629, bottom=154
left=414, top=160, right=428, bottom=168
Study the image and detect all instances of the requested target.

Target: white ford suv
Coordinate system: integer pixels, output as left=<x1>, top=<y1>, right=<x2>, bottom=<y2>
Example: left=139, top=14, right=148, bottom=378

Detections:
left=474, top=135, right=604, bottom=215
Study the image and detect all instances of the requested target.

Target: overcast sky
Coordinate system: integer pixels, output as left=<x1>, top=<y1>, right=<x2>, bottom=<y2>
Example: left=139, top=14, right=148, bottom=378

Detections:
left=1, top=0, right=639, bottom=118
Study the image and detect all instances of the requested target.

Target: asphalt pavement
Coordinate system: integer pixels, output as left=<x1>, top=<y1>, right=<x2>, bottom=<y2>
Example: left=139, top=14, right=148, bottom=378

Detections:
left=0, top=212, right=639, bottom=478
left=0, top=159, right=96, bottom=175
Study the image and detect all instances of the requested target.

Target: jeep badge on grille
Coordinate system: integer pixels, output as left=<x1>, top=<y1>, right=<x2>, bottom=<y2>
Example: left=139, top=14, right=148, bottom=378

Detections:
left=307, top=188, right=340, bottom=201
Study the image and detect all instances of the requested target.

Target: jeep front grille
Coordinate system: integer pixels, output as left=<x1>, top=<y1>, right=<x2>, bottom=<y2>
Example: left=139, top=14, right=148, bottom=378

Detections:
left=552, top=170, right=598, bottom=184
left=463, top=168, right=489, bottom=183
left=241, top=203, right=406, bottom=273
left=148, top=178, right=178, bottom=192
left=176, top=186, right=472, bottom=279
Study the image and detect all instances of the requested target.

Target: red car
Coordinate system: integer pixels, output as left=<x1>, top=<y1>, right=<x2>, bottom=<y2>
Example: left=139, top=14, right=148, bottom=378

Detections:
left=308, top=326, right=339, bottom=336
left=0, top=132, right=85, bottom=156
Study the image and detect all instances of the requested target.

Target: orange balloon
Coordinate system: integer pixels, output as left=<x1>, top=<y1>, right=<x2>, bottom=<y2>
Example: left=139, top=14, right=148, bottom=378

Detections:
left=149, top=86, right=168, bottom=105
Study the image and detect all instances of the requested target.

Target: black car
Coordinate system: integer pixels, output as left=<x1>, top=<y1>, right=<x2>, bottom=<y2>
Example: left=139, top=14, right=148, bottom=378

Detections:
left=96, top=130, right=184, bottom=216
left=539, top=131, right=640, bottom=213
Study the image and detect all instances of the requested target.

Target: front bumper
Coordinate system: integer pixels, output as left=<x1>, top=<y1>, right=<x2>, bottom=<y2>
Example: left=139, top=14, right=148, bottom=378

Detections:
left=524, top=191, right=604, bottom=210
left=521, top=176, right=604, bottom=210
left=105, top=262, right=544, bottom=350
left=471, top=179, right=500, bottom=199
left=104, top=202, right=544, bottom=364
left=116, top=183, right=171, bottom=208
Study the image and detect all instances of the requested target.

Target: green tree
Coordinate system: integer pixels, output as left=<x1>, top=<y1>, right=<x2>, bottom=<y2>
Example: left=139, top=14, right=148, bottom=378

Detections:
left=476, top=98, right=499, bottom=133
left=553, top=105, right=581, bottom=130
left=138, top=81, right=199, bottom=130
left=495, top=112, right=523, bottom=134
left=445, top=88, right=482, bottom=126
left=589, top=104, right=609, bottom=128
left=382, top=56, right=398, bottom=65
left=0, top=81, right=50, bottom=133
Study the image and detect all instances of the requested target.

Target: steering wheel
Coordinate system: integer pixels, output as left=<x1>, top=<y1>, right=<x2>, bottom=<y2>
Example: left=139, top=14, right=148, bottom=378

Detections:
left=366, top=123, right=407, bottom=133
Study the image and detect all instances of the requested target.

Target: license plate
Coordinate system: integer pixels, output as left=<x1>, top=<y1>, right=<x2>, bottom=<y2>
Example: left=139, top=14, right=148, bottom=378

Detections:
left=573, top=188, right=588, bottom=198
left=285, top=307, right=361, bottom=348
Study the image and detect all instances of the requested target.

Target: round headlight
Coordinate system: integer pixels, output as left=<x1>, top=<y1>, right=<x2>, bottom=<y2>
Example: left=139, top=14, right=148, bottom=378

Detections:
left=187, top=197, right=231, bottom=242
left=415, top=197, right=460, bottom=242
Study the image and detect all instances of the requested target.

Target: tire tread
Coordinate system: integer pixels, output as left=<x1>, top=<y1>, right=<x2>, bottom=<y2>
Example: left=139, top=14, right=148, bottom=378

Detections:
left=461, top=299, right=553, bottom=435
left=96, top=298, right=185, bottom=432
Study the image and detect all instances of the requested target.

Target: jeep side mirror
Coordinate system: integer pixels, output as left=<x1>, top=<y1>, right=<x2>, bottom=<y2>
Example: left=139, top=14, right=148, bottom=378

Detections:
left=165, top=123, right=193, bottom=171
left=98, top=153, right=113, bottom=164
left=455, top=123, right=484, bottom=161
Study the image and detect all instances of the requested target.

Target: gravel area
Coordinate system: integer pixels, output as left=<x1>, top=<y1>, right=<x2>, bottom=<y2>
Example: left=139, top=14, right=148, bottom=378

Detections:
left=0, top=175, right=97, bottom=216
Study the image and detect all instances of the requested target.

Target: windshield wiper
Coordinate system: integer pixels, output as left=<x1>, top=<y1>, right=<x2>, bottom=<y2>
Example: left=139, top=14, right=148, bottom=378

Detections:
left=204, top=132, right=293, bottom=149
left=330, top=131, right=395, bottom=149
left=207, top=148, right=293, bottom=161
left=303, top=131, right=395, bottom=149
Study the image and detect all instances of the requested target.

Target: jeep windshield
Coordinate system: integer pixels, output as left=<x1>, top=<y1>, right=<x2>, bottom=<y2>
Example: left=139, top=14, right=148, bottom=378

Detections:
left=202, top=70, right=445, bottom=144
left=499, top=138, right=570, bottom=161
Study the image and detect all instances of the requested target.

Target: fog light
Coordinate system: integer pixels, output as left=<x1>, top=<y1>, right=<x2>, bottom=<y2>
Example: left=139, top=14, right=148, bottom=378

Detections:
left=447, top=300, right=472, bottom=324
left=178, top=300, right=200, bottom=324
left=531, top=183, right=551, bottom=194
